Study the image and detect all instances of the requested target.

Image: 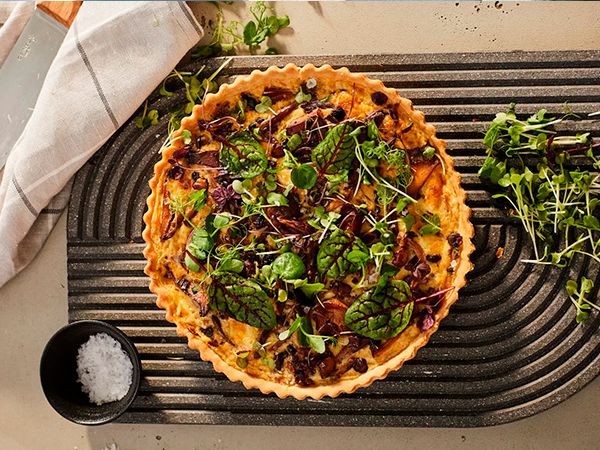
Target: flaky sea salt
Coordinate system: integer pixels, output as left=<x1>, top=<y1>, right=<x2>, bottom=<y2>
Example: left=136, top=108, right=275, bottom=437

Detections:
left=76, top=333, right=133, bottom=405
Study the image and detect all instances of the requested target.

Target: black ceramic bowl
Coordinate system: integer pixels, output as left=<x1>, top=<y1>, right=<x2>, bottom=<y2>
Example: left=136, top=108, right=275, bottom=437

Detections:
left=40, top=320, right=141, bottom=425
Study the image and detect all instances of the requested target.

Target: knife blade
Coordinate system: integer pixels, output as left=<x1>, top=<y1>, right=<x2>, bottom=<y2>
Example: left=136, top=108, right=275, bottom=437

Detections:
left=0, top=1, right=81, bottom=169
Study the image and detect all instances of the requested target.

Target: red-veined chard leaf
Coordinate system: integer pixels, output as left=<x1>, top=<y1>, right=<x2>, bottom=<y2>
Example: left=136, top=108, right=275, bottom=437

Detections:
left=344, top=279, right=414, bottom=340
left=311, top=123, right=356, bottom=175
left=316, top=229, right=368, bottom=280
left=220, top=131, right=267, bottom=178
left=209, top=273, right=276, bottom=330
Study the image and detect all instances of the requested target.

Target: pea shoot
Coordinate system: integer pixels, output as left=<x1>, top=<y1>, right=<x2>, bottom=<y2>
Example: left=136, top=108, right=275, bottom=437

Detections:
left=278, top=315, right=337, bottom=354
left=192, top=1, right=290, bottom=57
left=479, top=103, right=600, bottom=322
left=134, top=101, right=159, bottom=130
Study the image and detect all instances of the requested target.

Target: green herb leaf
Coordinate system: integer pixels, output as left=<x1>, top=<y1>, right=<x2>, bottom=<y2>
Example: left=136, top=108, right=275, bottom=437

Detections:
left=419, top=213, right=441, bottom=236
left=266, top=192, right=288, bottom=206
left=220, top=131, right=268, bottom=179
left=317, top=229, right=368, bottom=280
left=209, top=273, right=276, bottom=330
left=278, top=316, right=305, bottom=340
left=403, top=213, right=416, bottom=232
left=295, top=88, right=312, bottom=104
left=255, top=95, right=272, bottom=113
left=219, top=258, right=245, bottom=274
left=567, top=277, right=597, bottom=323
left=290, top=279, right=325, bottom=296
left=291, top=164, right=318, bottom=189
left=345, top=279, right=414, bottom=340
left=187, top=228, right=214, bottom=262
left=312, top=123, right=356, bottom=175
left=278, top=315, right=336, bottom=354
left=286, top=134, right=302, bottom=151
left=277, top=288, right=287, bottom=303
left=264, top=174, right=278, bottom=191
left=134, top=101, right=159, bottom=130
left=213, top=214, right=231, bottom=230
left=367, top=120, right=381, bottom=141
left=422, top=146, right=436, bottom=159
left=189, top=189, right=207, bottom=211
left=243, top=20, right=257, bottom=45
left=272, top=252, right=306, bottom=280
left=181, top=130, right=192, bottom=145
left=185, top=253, right=201, bottom=272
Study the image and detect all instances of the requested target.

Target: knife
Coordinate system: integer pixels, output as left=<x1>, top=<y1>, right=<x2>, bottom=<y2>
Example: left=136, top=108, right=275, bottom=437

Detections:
left=0, top=1, right=82, bottom=169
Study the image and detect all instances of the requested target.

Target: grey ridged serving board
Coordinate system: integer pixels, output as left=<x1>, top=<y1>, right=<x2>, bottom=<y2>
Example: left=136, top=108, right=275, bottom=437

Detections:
left=67, top=51, right=600, bottom=427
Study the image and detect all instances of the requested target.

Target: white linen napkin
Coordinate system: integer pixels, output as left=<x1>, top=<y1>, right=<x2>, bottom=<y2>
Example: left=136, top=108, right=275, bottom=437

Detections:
left=0, top=1, right=203, bottom=288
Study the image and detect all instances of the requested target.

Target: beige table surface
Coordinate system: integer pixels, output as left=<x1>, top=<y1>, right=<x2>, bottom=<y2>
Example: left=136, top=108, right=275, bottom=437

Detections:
left=2, top=2, right=600, bottom=449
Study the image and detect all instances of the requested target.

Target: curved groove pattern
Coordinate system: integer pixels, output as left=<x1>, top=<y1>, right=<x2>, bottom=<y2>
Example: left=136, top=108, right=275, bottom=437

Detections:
left=67, top=52, right=600, bottom=427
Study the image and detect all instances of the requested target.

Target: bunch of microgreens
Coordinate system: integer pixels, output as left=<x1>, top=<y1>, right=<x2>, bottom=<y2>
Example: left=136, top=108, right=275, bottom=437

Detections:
left=135, top=1, right=289, bottom=133
left=479, top=103, right=599, bottom=323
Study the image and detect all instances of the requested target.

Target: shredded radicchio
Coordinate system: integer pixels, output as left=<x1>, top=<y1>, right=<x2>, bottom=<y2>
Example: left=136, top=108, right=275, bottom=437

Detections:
left=211, top=184, right=240, bottom=211
left=412, top=261, right=431, bottom=282
left=420, top=306, right=435, bottom=331
left=415, top=287, right=455, bottom=331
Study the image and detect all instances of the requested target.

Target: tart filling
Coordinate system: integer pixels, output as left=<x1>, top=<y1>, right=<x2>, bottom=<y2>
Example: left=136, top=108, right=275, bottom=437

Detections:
left=143, top=64, right=474, bottom=399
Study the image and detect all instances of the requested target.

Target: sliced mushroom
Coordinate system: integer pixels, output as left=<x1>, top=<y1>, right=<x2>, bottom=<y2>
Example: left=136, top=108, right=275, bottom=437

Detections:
left=310, top=299, right=348, bottom=335
left=160, top=191, right=183, bottom=241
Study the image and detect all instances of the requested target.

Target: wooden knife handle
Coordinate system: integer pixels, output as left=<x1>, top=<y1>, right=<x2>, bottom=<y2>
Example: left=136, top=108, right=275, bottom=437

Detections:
left=37, top=2, right=82, bottom=28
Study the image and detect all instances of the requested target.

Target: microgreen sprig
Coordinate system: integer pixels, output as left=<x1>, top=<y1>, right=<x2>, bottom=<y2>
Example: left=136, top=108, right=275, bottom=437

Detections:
left=479, top=103, right=599, bottom=322
left=278, top=315, right=337, bottom=354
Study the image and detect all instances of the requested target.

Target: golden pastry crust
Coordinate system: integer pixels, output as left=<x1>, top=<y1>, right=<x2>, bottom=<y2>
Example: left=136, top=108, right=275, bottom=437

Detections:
left=143, top=64, right=474, bottom=399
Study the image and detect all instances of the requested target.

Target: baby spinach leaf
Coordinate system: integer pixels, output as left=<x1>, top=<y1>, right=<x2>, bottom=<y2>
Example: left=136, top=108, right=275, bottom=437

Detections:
left=312, top=123, right=356, bottom=175
left=187, top=228, right=214, bottom=261
left=218, top=258, right=245, bottom=274
left=220, top=131, right=268, bottom=179
left=291, top=164, right=317, bottom=189
left=317, top=229, right=368, bottom=280
left=345, top=279, right=414, bottom=340
left=272, top=252, right=306, bottom=280
left=209, top=273, right=276, bottom=330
